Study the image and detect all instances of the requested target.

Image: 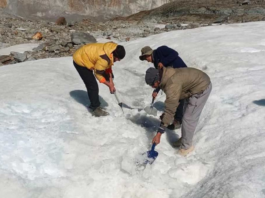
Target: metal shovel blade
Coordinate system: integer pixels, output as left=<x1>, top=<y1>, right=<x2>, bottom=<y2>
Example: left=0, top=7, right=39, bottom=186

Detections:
left=144, top=97, right=157, bottom=116
left=144, top=106, right=157, bottom=116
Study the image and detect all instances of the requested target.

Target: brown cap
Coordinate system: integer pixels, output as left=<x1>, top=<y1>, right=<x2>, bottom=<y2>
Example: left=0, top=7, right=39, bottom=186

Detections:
left=139, top=46, right=153, bottom=61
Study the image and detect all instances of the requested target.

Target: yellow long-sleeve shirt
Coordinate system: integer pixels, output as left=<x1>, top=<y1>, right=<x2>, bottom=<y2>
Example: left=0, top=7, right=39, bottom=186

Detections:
left=73, top=42, right=118, bottom=83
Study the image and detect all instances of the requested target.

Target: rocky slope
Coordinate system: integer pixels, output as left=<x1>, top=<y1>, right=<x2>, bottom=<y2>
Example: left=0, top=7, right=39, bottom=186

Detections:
left=119, top=0, right=265, bottom=24
left=0, top=0, right=174, bottom=21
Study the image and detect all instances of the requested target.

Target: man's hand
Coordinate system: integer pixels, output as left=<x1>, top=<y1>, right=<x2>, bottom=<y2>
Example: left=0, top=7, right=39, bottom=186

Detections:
left=103, top=79, right=116, bottom=94
left=109, top=76, right=116, bottom=93
left=152, top=132, right=162, bottom=145
left=152, top=91, right=158, bottom=99
left=158, top=62, right=164, bottom=69
left=160, top=113, right=165, bottom=121
left=109, top=83, right=116, bottom=94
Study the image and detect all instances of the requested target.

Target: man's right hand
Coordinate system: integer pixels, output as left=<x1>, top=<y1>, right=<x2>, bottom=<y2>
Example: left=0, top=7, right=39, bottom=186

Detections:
left=109, top=84, right=116, bottom=94
left=103, top=80, right=116, bottom=94
left=152, top=91, right=158, bottom=98
left=152, top=132, right=162, bottom=145
left=109, top=75, right=116, bottom=94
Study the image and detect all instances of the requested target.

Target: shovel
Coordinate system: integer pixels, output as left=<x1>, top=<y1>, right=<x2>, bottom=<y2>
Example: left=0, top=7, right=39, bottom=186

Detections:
left=114, top=93, right=157, bottom=116
left=145, top=143, right=159, bottom=164
left=114, top=91, right=124, bottom=113
left=144, top=97, right=157, bottom=116
left=136, top=143, right=159, bottom=166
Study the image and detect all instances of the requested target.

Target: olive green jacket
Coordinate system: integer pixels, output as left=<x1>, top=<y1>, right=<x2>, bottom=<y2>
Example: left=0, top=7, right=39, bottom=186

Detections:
left=160, top=67, right=211, bottom=126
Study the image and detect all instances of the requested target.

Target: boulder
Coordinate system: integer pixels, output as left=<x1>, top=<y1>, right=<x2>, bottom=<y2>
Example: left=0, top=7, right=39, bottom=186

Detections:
left=56, top=17, right=67, bottom=26
left=214, top=15, right=229, bottom=23
left=32, top=32, right=43, bottom=40
left=71, top=32, right=96, bottom=45
left=0, top=55, right=12, bottom=64
left=242, top=0, right=251, bottom=5
left=33, top=43, right=47, bottom=51
left=11, top=52, right=27, bottom=62
left=0, top=0, right=7, bottom=8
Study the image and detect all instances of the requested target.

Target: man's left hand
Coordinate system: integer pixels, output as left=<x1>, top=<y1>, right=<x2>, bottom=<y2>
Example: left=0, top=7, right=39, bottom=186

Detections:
left=160, top=113, right=165, bottom=121
left=158, top=62, right=164, bottom=69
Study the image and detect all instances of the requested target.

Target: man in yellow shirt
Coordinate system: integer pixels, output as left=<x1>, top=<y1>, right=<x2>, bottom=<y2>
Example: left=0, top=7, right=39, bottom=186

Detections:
left=73, top=42, right=126, bottom=117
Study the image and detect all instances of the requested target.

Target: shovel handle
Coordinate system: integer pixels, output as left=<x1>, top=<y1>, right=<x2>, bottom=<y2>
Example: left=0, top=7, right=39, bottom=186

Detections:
left=151, top=143, right=156, bottom=152
left=151, top=97, right=155, bottom=105
left=114, top=92, right=120, bottom=103
left=114, top=91, right=124, bottom=114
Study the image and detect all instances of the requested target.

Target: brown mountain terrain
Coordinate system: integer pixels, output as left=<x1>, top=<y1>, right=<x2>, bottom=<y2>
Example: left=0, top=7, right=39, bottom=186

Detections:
left=1, top=0, right=265, bottom=66
left=0, top=0, right=174, bottom=21
left=116, top=0, right=265, bottom=24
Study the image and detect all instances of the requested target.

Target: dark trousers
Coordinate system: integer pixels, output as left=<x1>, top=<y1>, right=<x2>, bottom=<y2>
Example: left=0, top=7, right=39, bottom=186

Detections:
left=174, top=99, right=185, bottom=123
left=73, top=61, right=100, bottom=110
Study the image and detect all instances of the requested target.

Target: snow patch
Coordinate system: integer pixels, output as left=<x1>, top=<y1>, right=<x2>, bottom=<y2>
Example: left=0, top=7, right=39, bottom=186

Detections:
left=0, top=43, right=39, bottom=55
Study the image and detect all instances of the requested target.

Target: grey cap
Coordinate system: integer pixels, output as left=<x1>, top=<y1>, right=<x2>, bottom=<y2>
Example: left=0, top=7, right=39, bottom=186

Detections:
left=145, top=68, right=159, bottom=86
left=139, top=46, right=153, bottom=61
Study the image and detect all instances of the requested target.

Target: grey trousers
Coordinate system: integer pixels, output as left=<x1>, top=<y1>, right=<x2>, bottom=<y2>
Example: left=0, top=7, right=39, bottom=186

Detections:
left=181, top=83, right=212, bottom=149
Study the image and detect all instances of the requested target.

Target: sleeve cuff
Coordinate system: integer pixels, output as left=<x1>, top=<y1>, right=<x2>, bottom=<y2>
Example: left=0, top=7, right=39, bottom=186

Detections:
left=153, top=87, right=160, bottom=93
left=157, top=124, right=166, bottom=134
left=99, top=78, right=106, bottom=83
left=105, top=68, right=112, bottom=74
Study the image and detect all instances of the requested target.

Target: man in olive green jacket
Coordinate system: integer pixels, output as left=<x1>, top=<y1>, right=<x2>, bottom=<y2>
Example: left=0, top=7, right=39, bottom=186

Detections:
left=145, top=67, right=212, bottom=156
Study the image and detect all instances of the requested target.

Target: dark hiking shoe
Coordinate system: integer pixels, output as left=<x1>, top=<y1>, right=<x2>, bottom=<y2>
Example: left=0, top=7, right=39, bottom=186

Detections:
left=92, top=107, right=109, bottom=117
left=167, top=120, right=181, bottom=130
left=172, top=138, right=182, bottom=148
